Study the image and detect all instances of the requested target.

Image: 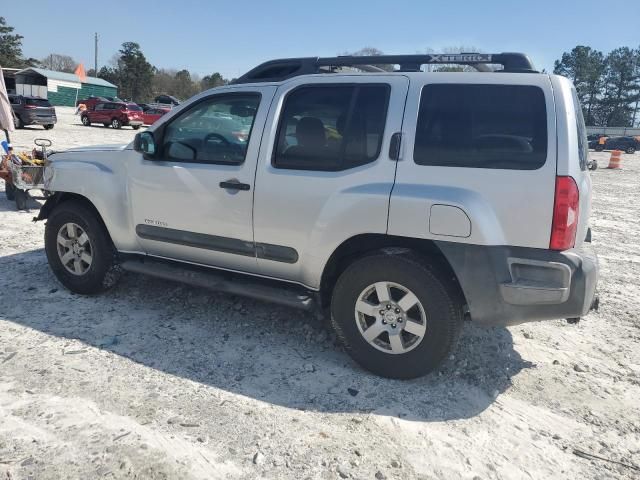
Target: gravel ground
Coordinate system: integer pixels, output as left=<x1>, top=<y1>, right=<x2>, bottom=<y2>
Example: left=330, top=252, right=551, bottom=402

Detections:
left=0, top=108, right=639, bottom=479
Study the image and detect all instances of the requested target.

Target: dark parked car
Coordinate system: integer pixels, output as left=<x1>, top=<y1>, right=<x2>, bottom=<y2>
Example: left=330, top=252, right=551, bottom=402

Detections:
left=589, top=136, right=638, bottom=153
left=81, top=102, right=144, bottom=129
left=9, top=95, right=56, bottom=130
left=155, top=94, right=180, bottom=106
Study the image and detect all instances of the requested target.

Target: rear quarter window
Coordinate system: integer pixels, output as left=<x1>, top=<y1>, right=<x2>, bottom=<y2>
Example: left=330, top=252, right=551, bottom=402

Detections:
left=571, top=88, right=588, bottom=171
left=413, top=84, right=547, bottom=170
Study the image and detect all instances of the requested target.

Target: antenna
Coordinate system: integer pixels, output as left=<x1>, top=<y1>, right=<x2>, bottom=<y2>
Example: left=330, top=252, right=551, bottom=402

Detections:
left=94, top=33, right=98, bottom=74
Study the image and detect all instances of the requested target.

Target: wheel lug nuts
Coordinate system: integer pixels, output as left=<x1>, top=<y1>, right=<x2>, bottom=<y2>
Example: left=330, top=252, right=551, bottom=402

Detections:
left=379, top=310, right=385, bottom=315
left=382, top=320, right=387, bottom=324
left=386, top=305, right=391, bottom=310
left=398, top=318, right=403, bottom=323
left=391, top=324, right=397, bottom=328
left=395, top=308, right=400, bottom=313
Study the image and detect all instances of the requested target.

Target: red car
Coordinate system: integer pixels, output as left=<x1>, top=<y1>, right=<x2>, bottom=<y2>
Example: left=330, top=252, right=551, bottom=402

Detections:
left=142, top=107, right=170, bottom=126
left=81, top=101, right=143, bottom=129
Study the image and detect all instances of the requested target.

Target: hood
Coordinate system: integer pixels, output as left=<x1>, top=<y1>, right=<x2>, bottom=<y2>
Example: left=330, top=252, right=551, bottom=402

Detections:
left=59, top=144, right=130, bottom=153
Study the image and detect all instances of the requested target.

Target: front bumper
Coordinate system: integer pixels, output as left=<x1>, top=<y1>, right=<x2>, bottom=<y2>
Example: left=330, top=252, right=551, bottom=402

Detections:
left=436, top=242, right=599, bottom=326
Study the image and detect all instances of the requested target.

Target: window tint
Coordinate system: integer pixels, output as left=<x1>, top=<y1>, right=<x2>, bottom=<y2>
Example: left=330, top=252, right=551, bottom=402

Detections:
left=125, top=103, right=142, bottom=111
left=162, top=93, right=260, bottom=164
left=414, top=84, right=547, bottom=170
left=571, top=88, right=588, bottom=171
left=95, top=104, right=105, bottom=111
left=273, top=84, right=390, bottom=171
left=9, top=96, right=19, bottom=105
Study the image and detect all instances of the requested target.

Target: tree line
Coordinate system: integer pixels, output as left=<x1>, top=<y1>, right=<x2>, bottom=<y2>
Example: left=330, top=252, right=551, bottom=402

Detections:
left=2, top=16, right=639, bottom=125
left=554, top=46, right=640, bottom=127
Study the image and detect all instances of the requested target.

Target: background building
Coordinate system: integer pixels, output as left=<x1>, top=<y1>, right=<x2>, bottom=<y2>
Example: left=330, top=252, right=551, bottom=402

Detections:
left=14, top=67, right=117, bottom=106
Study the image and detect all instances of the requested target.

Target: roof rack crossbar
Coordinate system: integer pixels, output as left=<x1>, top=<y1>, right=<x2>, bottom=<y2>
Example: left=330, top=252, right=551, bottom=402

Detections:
left=232, top=52, right=537, bottom=84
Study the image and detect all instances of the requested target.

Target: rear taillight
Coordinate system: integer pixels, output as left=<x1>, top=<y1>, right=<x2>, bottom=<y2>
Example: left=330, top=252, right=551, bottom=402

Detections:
left=550, top=176, right=579, bottom=251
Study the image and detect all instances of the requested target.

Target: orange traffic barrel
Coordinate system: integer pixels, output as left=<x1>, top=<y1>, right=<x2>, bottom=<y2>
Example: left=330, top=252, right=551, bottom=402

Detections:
left=607, top=150, right=622, bottom=169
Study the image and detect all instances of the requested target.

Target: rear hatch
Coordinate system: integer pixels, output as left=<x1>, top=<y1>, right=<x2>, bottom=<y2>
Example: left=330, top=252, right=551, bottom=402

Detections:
left=25, top=97, right=56, bottom=120
left=123, top=103, right=143, bottom=123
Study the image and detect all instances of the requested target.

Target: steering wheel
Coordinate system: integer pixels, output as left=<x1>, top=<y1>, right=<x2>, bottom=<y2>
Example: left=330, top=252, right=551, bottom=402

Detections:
left=203, top=133, right=230, bottom=146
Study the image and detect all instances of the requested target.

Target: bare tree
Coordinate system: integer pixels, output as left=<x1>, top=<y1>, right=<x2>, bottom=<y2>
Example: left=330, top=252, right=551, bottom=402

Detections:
left=40, top=53, right=77, bottom=73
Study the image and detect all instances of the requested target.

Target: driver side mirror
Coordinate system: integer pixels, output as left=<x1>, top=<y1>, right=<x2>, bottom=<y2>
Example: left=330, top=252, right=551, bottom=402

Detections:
left=134, top=131, right=157, bottom=157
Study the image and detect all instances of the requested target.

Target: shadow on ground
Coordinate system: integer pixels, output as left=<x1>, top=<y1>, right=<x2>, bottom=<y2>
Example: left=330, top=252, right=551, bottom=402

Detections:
left=0, top=247, right=534, bottom=422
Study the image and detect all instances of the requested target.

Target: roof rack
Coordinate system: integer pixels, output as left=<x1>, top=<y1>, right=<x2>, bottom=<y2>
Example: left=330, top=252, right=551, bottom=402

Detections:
left=232, top=52, right=537, bottom=84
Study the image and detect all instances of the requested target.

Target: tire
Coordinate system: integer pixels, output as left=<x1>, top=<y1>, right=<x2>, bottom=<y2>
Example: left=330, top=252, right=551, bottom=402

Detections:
left=44, top=124, right=54, bottom=130
left=625, top=146, right=635, bottom=154
left=81, top=116, right=90, bottom=126
left=44, top=201, right=121, bottom=295
left=132, top=125, right=140, bottom=130
left=594, top=145, right=604, bottom=152
left=330, top=251, right=463, bottom=379
left=14, top=188, right=28, bottom=210
left=15, top=116, right=24, bottom=129
left=5, top=181, right=15, bottom=200
left=111, top=118, right=122, bottom=129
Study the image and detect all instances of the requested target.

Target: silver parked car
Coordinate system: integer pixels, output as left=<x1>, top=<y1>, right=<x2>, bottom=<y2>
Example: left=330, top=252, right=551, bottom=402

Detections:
left=36, top=53, right=598, bottom=379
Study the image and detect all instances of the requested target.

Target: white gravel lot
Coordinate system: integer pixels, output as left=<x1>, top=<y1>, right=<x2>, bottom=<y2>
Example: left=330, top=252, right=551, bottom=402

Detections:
left=0, top=107, right=639, bottom=479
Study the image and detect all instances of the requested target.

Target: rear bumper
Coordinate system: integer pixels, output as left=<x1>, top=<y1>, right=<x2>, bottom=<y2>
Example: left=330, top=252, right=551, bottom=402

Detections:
left=125, top=119, right=143, bottom=126
left=23, top=114, right=57, bottom=125
left=436, top=242, right=599, bottom=326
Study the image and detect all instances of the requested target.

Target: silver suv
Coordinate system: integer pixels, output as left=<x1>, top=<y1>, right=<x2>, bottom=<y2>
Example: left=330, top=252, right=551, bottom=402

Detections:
left=36, top=53, right=599, bottom=379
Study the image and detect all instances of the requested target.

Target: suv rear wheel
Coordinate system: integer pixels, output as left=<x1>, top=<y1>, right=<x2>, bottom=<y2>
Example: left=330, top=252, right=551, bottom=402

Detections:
left=330, top=251, right=462, bottom=379
left=111, top=118, right=122, bottom=129
left=44, top=124, right=54, bottom=130
left=44, top=201, right=121, bottom=294
left=625, top=146, right=636, bottom=154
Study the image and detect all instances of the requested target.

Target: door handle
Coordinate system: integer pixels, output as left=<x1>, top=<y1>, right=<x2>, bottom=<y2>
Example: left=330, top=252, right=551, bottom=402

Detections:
left=389, top=132, right=402, bottom=161
left=219, top=179, right=251, bottom=191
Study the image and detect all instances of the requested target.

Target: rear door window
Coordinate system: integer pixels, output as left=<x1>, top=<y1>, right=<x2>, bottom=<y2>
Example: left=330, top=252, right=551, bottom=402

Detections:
left=273, top=84, right=390, bottom=171
left=413, top=84, right=547, bottom=170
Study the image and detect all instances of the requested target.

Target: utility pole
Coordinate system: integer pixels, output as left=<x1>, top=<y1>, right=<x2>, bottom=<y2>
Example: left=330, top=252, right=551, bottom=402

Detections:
left=94, top=33, right=98, bottom=75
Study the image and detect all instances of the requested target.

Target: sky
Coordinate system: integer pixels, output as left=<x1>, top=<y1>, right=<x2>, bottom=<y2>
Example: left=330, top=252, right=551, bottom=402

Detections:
left=5, top=0, right=640, bottom=79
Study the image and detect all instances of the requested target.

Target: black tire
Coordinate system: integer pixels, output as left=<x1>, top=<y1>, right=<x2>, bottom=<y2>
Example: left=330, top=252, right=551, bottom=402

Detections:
left=14, top=188, right=28, bottom=210
left=625, top=146, right=635, bottom=154
left=594, top=145, right=604, bottom=152
left=111, top=118, right=122, bottom=129
left=330, top=251, right=463, bottom=379
left=5, top=181, right=15, bottom=200
left=15, top=116, right=24, bottom=129
left=44, top=124, right=54, bottom=130
left=132, top=125, right=140, bottom=130
left=81, top=115, right=90, bottom=126
left=44, top=201, right=121, bottom=295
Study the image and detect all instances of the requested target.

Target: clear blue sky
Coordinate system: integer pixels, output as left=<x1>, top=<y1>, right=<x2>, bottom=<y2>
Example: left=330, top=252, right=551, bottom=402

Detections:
left=5, top=0, right=640, bottom=79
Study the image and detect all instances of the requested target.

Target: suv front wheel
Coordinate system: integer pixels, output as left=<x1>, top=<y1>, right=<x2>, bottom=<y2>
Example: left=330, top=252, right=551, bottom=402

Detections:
left=625, top=146, right=636, bottom=154
left=45, top=201, right=121, bottom=294
left=81, top=116, right=90, bottom=126
left=330, top=251, right=463, bottom=379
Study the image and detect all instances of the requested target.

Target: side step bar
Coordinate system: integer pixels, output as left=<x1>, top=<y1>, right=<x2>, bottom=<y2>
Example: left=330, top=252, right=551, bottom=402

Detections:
left=120, top=258, right=316, bottom=311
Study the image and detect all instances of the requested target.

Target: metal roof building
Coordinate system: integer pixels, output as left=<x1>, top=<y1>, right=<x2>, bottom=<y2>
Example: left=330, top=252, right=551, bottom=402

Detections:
left=15, top=67, right=118, bottom=107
